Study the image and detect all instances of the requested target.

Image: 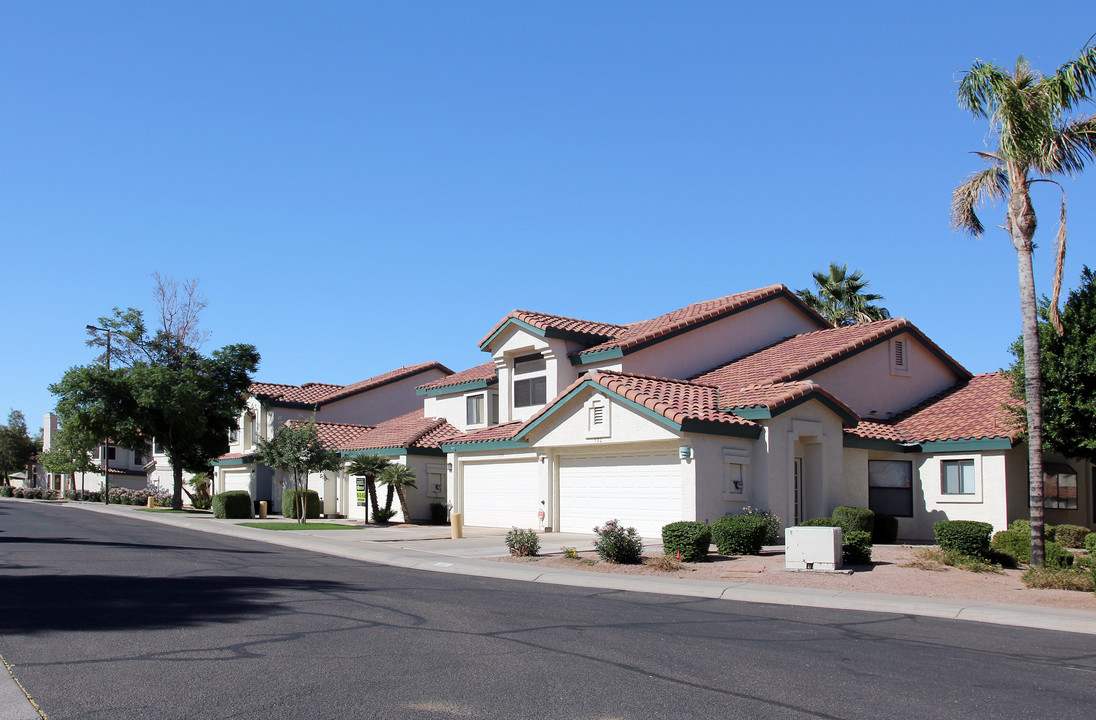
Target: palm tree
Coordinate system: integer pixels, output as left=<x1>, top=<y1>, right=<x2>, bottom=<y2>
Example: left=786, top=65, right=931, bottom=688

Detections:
left=950, top=42, right=1096, bottom=566
left=379, top=464, right=417, bottom=525
left=345, top=454, right=390, bottom=521
left=796, top=263, right=890, bottom=326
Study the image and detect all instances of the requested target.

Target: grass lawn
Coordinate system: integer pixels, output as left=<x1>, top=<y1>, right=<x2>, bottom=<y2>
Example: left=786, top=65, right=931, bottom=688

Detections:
left=236, top=522, right=362, bottom=530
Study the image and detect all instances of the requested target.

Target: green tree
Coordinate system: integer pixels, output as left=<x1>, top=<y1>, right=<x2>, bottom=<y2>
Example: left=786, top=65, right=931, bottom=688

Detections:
left=345, top=453, right=390, bottom=521
left=0, top=410, right=39, bottom=485
left=40, top=422, right=101, bottom=494
left=950, top=43, right=1096, bottom=565
left=254, top=418, right=341, bottom=523
left=378, top=464, right=417, bottom=524
left=1010, top=267, right=1096, bottom=462
left=796, top=263, right=890, bottom=326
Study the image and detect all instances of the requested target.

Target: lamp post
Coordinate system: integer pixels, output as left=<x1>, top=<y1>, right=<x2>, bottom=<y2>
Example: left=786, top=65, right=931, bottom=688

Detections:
left=86, top=324, right=111, bottom=505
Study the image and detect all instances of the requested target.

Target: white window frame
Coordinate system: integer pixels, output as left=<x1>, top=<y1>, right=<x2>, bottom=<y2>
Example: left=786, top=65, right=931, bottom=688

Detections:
left=466, top=394, right=485, bottom=426
left=722, top=448, right=749, bottom=500
left=514, top=376, right=547, bottom=407
left=939, top=457, right=982, bottom=502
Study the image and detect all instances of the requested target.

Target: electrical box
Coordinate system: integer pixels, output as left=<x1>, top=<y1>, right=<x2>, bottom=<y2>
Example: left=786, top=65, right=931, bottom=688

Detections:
left=785, top=526, right=842, bottom=571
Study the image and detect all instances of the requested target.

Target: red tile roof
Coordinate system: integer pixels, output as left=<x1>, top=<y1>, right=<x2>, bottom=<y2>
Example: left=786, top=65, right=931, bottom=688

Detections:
left=250, top=362, right=453, bottom=406
left=443, top=421, right=526, bottom=446
left=574, top=285, right=827, bottom=359
left=586, top=371, right=756, bottom=428
left=847, top=372, right=1019, bottom=443
left=339, top=411, right=462, bottom=451
left=692, top=318, right=969, bottom=391
left=287, top=420, right=375, bottom=449
left=479, top=310, right=629, bottom=348
left=725, top=380, right=857, bottom=420
left=416, top=361, right=498, bottom=392
left=215, top=452, right=255, bottom=462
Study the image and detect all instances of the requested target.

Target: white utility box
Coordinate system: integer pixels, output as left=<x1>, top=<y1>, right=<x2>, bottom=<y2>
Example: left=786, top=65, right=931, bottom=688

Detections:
left=784, top=526, right=842, bottom=570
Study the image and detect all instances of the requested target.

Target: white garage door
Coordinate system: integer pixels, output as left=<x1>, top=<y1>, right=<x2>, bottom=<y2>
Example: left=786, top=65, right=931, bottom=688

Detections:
left=462, top=460, right=540, bottom=528
left=559, top=452, right=682, bottom=537
left=223, top=471, right=252, bottom=496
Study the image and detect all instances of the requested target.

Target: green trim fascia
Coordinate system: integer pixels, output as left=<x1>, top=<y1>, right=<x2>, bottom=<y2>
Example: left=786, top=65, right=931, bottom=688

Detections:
left=917, top=438, right=1013, bottom=452
left=440, top=439, right=530, bottom=452
left=479, top=318, right=547, bottom=350
left=211, top=456, right=257, bottom=467
left=514, top=379, right=684, bottom=440
left=679, top=418, right=762, bottom=439
left=842, top=436, right=916, bottom=453
left=764, top=394, right=860, bottom=427
left=724, top=406, right=772, bottom=420
left=416, top=378, right=496, bottom=397
left=570, top=347, right=624, bottom=366
left=340, top=447, right=409, bottom=458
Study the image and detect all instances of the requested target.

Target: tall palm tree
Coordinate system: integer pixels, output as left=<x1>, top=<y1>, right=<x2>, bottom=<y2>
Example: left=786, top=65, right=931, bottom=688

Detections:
left=345, top=454, right=390, bottom=521
left=796, top=263, right=890, bottom=326
left=379, top=464, right=417, bottom=525
left=950, top=42, right=1096, bottom=565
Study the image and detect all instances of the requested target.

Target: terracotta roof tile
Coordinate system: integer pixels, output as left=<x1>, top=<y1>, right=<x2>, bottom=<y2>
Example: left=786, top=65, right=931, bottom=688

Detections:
left=725, top=380, right=857, bottom=420
left=215, top=452, right=255, bottom=462
left=846, top=373, right=1019, bottom=443
left=249, top=382, right=340, bottom=404
left=287, top=420, right=375, bottom=449
left=587, top=370, right=755, bottom=427
left=339, top=411, right=462, bottom=451
left=416, top=361, right=498, bottom=392
left=443, top=421, right=526, bottom=446
left=318, top=362, right=453, bottom=404
left=250, top=362, right=453, bottom=406
left=479, top=311, right=629, bottom=348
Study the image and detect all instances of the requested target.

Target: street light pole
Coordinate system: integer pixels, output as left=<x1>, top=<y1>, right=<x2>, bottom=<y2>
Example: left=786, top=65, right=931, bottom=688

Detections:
left=86, top=324, right=111, bottom=505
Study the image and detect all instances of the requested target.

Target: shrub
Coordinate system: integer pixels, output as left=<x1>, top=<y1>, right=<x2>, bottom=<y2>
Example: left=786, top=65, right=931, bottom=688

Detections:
left=0, top=486, right=12, bottom=497
left=661, top=521, right=712, bottom=562
left=282, top=489, right=320, bottom=519
left=505, top=527, right=539, bottom=557
left=372, top=508, right=397, bottom=524
left=991, top=529, right=1031, bottom=563
left=1044, top=541, right=1074, bottom=569
left=798, top=517, right=840, bottom=527
left=934, top=520, right=993, bottom=558
left=429, top=502, right=448, bottom=524
left=1022, top=566, right=1094, bottom=591
left=842, top=530, right=873, bottom=565
left=593, top=519, right=643, bottom=564
left=711, top=515, right=769, bottom=556
left=833, top=506, right=875, bottom=534
left=1049, top=524, right=1090, bottom=549
left=1086, top=533, right=1096, bottom=554
left=212, top=490, right=253, bottom=519
left=742, top=506, right=781, bottom=545
left=871, top=514, right=899, bottom=544
left=1010, top=519, right=1031, bottom=533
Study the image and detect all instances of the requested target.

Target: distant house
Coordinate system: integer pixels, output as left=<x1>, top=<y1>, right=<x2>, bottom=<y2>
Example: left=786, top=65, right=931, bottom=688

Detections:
left=40, top=413, right=148, bottom=494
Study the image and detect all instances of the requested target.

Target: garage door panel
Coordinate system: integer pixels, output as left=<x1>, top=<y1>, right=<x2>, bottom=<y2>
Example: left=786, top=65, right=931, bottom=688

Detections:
left=559, top=452, right=682, bottom=537
left=462, top=460, right=539, bottom=528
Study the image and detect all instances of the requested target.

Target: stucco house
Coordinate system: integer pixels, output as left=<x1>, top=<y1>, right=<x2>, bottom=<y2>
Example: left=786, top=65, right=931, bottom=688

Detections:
left=39, top=413, right=149, bottom=494
left=413, top=285, right=1091, bottom=541
left=210, top=361, right=452, bottom=512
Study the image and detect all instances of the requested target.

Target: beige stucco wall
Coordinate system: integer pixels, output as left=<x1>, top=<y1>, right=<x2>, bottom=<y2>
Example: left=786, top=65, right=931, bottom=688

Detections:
left=340, top=453, right=447, bottom=523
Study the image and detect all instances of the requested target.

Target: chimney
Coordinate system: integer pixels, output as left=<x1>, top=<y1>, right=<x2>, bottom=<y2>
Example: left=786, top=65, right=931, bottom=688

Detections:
left=43, top=413, right=58, bottom=451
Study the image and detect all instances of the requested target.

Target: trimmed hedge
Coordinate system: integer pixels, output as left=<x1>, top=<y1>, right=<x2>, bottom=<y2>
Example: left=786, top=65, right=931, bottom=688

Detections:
left=871, top=514, right=899, bottom=544
left=991, top=529, right=1031, bottom=563
left=711, top=515, right=769, bottom=556
left=934, top=520, right=993, bottom=558
left=1085, top=533, right=1096, bottom=554
left=1049, top=524, right=1090, bottom=549
left=0, top=486, right=12, bottom=497
left=282, top=489, right=321, bottom=519
left=212, top=490, right=253, bottom=519
left=661, top=521, right=712, bottom=562
left=843, top=530, right=873, bottom=565
left=833, top=506, right=875, bottom=534
left=1045, top=541, right=1075, bottom=569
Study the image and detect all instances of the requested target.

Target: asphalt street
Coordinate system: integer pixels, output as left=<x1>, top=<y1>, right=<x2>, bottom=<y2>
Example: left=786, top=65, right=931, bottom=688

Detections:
left=2, top=502, right=1095, bottom=720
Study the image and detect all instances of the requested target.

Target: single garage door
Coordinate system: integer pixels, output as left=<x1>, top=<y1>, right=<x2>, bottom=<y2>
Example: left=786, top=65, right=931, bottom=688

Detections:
left=559, top=452, right=682, bottom=537
left=223, top=471, right=252, bottom=496
left=462, top=459, right=540, bottom=528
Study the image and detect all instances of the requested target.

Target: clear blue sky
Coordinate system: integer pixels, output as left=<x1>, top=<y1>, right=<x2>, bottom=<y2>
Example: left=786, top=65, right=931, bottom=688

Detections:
left=4, top=2, right=1096, bottom=433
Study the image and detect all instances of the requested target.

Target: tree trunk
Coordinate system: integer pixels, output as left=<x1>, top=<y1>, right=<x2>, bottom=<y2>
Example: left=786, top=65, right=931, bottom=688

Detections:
left=297, top=473, right=307, bottom=524
left=1010, top=186, right=1046, bottom=566
left=367, top=477, right=380, bottom=519
left=384, top=484, right=395, bottom=514
left=172, top=458, right=184, bottom=511
left=396, top=485, right=411, bottom=525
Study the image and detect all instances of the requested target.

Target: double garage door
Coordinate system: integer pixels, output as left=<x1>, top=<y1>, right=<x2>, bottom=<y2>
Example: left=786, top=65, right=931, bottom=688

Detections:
left=559, top=452, right=681, bottom=538
left=461, top=451, right=683, bottom=537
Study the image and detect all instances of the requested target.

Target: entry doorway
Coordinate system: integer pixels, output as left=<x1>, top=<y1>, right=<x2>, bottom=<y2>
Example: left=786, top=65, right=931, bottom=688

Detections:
left=793, top=457, right=805, bottom=525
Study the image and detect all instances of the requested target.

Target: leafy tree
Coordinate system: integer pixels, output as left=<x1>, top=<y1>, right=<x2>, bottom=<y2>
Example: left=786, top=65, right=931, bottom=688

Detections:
left=254, top=418, right=341, bottom=523
left=950, top=43, right=1096, bottom=565
left=0, top=410, right=39, bottom=485
left=345, top=453, right=390, bottom=521
left=378, top=464, right=417, bottom=524
left=1010, top=267, right=1096, bottom=462
left=796, top=263, right=890, bottom=326
left=40, top=422, right=101, bottom=493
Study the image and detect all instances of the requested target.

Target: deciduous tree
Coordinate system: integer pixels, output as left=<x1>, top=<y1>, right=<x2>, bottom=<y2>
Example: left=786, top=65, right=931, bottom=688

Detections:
left=254, top=418, right=341, bottom=523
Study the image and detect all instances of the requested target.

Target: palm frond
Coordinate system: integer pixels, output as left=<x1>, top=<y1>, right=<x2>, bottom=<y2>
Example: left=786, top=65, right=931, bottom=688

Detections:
left=1046, top=43, right=1096, bottom=110
left=950, top=167, right=1009, bottom=236
left=958, top=61, right=1012, bottom=118
left=1037, top=114, right=1096, bottom=175
left=1049, top=195, right=1068, bottom=335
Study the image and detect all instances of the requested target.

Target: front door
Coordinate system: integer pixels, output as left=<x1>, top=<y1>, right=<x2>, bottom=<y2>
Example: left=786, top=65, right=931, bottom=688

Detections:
left=793, top=457, right=805, bottom=525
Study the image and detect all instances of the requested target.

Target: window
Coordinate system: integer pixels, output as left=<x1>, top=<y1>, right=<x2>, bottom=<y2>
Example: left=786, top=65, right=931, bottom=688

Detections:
left=722, top=448, right=749, bottom=499
left=133, top=445, right=144, bottom=465
left=1044, top=463, right=1078, bottom=509
left=154, top=439, right=164, bottom=455
left=513, top=353, right=546, bottom=375
left=92, top=445, right=117, bottom=461
left=467, top=394, right=485, bottom=425
left=869, top=460, right=912, bottom=517
left=489, top=394, right=499, bottom=425
left=514, top=377, right=547, bottom=407
left=229, top=426, right=239, bottom=443
left=941, top=459, right=975, bottom=495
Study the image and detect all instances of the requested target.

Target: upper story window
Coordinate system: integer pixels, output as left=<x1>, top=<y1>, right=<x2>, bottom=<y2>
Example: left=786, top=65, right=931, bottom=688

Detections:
left=92, top=445, right=117, bottom=461
left=229, top=425, right=240, bottom=443
left=489, top=394, right=499, bottom=425
left=467, top=394, right=485, bottom=425
left=941, top=459, right=975, bottom=495
left=513, top=353, right=546, bottom=375
left=513, top=353, right=547, bottom=407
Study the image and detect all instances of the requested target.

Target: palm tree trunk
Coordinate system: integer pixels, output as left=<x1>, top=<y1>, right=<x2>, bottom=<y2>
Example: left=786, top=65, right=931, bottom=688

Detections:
left=367, top=477, right=380, bottom=518
left=172, top=459, right=185, bottom=511
left=1012, top=196, right=1046, bottom=567
left=396, top=485, right=411, bottom=525
left=384, top=484, right=395, bottom=514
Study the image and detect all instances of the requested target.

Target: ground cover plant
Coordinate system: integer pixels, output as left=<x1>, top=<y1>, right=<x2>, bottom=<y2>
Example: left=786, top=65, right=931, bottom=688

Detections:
left=237, top=522, right=361, bottom=530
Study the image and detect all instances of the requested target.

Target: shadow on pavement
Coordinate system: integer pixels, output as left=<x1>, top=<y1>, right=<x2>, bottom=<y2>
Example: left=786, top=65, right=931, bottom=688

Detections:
left=0, top=535, right=270, bottom=554
left=0, top=574, right=353, bottom=634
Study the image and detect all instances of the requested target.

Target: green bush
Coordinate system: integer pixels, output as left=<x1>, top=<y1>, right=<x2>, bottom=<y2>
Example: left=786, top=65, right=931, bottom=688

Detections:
left=661, top=521, right=712, bottom=562
left=505, top=527, right=539, bottom=557
left=1045, top=541, right=1075, bottom=569
left=0, top=486, right=12, bottom=498
left=1022, top=565, right=1094, bottom=591
left=711, top=515, right=770, bottom=556
left=991, top=529, right=1031, bottom=563
left=833, top=506, right=875, bottom=534
left=798, top=517, right=840, bottom=527
left=1010, top=519, right=1031, bottom=533
left=842, top=530, right=873, bottom=565
left=282, top=489, right=320, bottom=519
left=742, top=506, right=781, bottom=545
left=212, top=490, right=253, bottom=519
left=429, top=502, right=448, bottom=524
left=593, top=519, right=643, bottom=564
left=934, top=520, right=993, bottom=558
left=871, top=514, right=899, bottom=544
left=372, top=508, right=397, bottom=524
left=1049, top=524, right=1090, bottom=549
left=1085, top=533, right=1096, bottom=554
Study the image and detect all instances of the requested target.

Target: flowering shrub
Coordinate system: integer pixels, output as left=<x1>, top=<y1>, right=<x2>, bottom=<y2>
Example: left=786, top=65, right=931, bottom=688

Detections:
left=505, top=527, right=540, bottom=557
left=106, top=487, right=171, bottom=506
left=593, top=519, right=643, bottom=564
left=742, top=506, right=781, bottom=545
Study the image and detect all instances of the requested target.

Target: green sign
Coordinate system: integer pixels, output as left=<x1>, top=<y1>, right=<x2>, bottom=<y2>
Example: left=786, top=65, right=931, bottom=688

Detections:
left=355, top=477, right=367, bottom=507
